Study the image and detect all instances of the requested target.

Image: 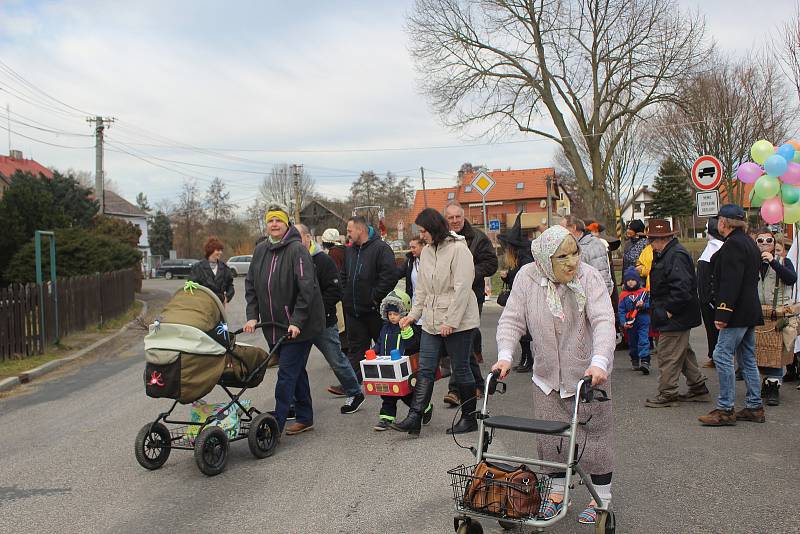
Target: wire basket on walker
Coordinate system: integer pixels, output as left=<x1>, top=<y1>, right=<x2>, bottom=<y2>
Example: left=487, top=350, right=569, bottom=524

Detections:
left=133, top=282, right=284, bottom=476
left=449, top=371, right=616, bottom=534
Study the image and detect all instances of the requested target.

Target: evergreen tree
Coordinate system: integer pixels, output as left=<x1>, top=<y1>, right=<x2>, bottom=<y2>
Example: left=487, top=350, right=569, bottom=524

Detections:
left=205, top=177, right=233, bottom=235
left=149, top=211, right=173, bottom=258
left=135, top=192, right=151, bottom=214
left=650, top=157, right=695, bottom=236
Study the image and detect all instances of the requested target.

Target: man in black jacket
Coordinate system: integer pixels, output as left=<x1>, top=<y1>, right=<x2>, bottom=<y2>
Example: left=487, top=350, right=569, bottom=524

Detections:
left=644, top=219, right=708, bottom=408
left=297, top=225, right=364, bottom=414
left=342, top=216, right=399, bottom=382
left=699, top=205, right=765, bottom=426
left=443, top=201, right=498, bottom=406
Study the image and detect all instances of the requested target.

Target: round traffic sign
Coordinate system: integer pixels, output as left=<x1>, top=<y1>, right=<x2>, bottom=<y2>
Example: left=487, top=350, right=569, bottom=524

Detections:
left=691, top=155, right=722, bottom=191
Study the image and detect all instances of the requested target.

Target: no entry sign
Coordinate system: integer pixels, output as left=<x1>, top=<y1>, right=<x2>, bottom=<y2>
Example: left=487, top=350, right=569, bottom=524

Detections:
left=691, top=155, right=723, bottom=191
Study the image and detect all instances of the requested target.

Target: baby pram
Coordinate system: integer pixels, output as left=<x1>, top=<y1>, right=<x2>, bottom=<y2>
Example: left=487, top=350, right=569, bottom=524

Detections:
left=134, top=282, right=284, bottom=476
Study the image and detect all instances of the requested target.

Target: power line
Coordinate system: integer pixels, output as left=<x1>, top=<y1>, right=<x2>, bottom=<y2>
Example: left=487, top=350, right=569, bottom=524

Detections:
left=0, top=122, right=95, bottom=149
left=0, top=58, right=95, bottom=117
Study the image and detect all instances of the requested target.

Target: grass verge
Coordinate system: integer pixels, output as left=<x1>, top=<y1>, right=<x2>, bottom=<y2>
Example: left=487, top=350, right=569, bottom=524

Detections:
left=0, top=300, right=142, bottom=379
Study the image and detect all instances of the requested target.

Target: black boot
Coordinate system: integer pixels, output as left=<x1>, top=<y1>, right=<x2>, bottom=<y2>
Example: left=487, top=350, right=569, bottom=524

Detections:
left=514, top=351, right=532, bottom=372
left=391, top=376, right=434, bottom=435
left=764, top=379, right=780, bottom=406
left=447, top=384, right=478, bottom=434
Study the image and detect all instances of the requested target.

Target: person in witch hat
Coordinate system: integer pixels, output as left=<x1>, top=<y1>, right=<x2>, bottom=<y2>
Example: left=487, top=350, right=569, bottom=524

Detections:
left=498, top=211, right=535, bottom=372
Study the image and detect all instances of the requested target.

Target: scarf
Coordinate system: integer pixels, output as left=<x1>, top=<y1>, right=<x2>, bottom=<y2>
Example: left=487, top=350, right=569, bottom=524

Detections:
left=530, top=225, right=587, bottom=320
left=698, top=238, right=723, bottom=263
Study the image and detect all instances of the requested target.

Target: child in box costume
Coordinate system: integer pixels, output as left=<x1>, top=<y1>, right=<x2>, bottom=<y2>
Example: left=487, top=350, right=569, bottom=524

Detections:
left=369, top=290, right=432, bottom=431
left=618, top=268, right=651, bottom=374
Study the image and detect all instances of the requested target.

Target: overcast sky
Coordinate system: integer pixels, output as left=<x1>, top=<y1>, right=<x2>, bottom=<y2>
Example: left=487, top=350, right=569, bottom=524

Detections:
left=0, top=0, right=793, bottom=209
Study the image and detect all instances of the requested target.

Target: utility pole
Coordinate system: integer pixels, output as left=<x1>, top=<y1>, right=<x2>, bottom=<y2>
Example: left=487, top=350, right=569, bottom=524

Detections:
left=6, top=104, right=10, bottom=154
left=291, top=163, right=303, bottom=223
left=421, top=167, right=428, bottom=208
left=87, top=116, right=115, bottom=214
left=545, top=174, right=552, bottom=227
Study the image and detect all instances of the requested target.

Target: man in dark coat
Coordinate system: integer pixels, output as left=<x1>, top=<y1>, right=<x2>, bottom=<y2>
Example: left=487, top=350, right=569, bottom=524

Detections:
left=442, top=201, right=498, bottom=405
left=699, top=205, right=765, bottom=426
left=341, top=216, right=399, bottom=382
left=644, top=219, right=708, bottom=408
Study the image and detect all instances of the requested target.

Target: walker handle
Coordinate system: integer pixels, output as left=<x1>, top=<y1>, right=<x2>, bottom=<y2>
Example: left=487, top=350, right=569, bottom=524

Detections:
left=579, top=375, right=609, bottom=403
left=487, top=369, right=506, bottom=395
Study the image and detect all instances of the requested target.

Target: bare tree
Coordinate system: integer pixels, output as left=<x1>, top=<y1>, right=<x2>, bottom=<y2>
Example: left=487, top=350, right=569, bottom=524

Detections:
left=647, top=53, right=795, bottom=205
left=204, top=177, right=233, bottom=236
left=408, top=0, right=710, bottom=217
left=774, top=2, right=800, bottom=101
left=258, top=163, right=316, bottom=216
left=172, top=180, right=206, bottom=258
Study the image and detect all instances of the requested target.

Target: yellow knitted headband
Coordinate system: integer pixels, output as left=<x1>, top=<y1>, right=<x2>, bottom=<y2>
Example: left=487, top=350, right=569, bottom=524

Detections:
left=265, top=210, right=289, bottom=226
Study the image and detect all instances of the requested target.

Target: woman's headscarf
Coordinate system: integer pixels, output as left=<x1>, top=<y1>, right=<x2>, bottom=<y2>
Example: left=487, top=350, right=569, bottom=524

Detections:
left=530, top=225, right=587, bottom=320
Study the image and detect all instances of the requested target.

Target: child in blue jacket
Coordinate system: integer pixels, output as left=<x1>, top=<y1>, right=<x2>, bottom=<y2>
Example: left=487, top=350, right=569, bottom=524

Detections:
left=618, top=268, right=651, bottom=374
left=372, top=290, right=431, bottom=430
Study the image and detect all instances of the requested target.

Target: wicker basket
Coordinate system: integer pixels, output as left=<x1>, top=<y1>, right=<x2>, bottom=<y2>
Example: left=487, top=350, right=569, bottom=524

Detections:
left=755, top=320, right=786, bottom=368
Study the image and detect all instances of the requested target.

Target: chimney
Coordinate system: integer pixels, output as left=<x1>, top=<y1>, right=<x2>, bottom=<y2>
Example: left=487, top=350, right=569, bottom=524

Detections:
left=9, top=149, right=22, bottom=159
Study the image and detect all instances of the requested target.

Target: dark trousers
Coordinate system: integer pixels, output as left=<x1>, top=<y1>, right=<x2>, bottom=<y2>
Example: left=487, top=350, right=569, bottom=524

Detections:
left=419, top=329, right=476, bottom=385
left=700, top=302, right=718, bottom=361
left=472, top=300, right=484, bottom=353
left=272, top=340, right=313, bottom=432
left=628, top=319, right=651, bottom=363
left=345, top=311, right=383, bottom=382
left=379, top=394, right=412, bottom=420
left=448, top=301, right=484, bottom=391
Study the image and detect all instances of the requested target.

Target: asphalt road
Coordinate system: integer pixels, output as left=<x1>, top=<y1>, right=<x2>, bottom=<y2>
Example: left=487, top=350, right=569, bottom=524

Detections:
left=0, top=278, right=798, bottom=534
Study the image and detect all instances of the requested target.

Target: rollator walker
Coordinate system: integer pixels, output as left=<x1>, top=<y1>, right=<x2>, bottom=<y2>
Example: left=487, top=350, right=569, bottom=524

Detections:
left=448, top=371, right=616, bottom=533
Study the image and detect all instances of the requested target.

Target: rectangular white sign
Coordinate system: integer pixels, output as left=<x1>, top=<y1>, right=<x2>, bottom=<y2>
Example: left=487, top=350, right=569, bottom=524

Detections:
left=696, top=190, right=720, bottom=217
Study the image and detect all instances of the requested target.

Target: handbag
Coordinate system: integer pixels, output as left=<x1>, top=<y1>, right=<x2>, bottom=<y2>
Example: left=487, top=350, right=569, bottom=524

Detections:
left=496, top=283, right=511, bottom=307
left=464, top=461, right=541, bottom=518
left=756, top=270, right=789, bottom=368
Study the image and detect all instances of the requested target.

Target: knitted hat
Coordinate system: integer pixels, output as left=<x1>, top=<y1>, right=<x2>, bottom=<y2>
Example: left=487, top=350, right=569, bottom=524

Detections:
left=628, top=219, right=645, bottom=233
left=623, top=267, right=642, bottom=287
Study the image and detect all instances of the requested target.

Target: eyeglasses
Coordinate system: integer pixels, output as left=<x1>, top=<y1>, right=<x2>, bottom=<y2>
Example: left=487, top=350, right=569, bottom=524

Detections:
left=756, top=237, right=775, bottom=244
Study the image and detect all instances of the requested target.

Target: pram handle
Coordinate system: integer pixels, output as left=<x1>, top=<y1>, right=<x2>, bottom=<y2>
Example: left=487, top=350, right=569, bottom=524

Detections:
left=231, top=322, right=267, bottom=335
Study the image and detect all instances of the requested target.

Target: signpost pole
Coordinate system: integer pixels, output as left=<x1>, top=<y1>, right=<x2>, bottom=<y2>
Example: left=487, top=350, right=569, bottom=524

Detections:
left=482, top=195, right=488, bottom=234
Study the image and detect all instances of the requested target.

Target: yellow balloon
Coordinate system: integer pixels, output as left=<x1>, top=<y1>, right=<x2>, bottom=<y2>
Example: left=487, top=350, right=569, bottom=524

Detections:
left=751, top=139, right=774, bottom=165
left=784, top=201, right=800, bottom=224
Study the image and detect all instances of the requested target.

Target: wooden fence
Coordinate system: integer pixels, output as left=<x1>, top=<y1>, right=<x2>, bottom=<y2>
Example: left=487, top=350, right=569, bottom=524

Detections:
left=0, top=268, right=137, bottom=361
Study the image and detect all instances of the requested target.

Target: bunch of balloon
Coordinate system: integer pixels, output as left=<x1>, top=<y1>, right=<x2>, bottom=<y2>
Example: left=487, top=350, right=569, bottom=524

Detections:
left=737, top=139, right=800, bottom=224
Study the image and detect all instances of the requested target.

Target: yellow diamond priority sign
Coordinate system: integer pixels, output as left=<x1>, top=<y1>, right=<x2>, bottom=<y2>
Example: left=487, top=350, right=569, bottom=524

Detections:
left=471, top=171, right=495, bottom=196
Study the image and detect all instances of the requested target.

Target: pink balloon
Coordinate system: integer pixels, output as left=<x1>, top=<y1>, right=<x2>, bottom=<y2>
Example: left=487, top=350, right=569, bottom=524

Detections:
left=736, top=162, right=764, bottom=184
left=761, top=197, right=784, bottom=224
left=782, top=162, right=800, bottom=185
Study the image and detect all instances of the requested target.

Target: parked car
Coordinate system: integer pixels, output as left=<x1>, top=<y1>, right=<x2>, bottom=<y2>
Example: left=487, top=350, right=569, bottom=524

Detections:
left=156, top=259, right=198, bottom=280
left=388, top=239, right=408, bottom=252
left=227, top=255, right=252, bottom=277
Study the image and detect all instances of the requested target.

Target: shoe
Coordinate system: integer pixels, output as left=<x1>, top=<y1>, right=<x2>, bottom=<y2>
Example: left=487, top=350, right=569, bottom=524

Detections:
left=391, top=376, right=435, bottom=436
left=327, top=384, right=346, bottom=397
left=540, top=498, right=564, bottom=520
left=645, top=395, right=679, bottom=407
left=287, top=406, right=296, bottom=420
left=340, top=393, right=365, bottom=414
left=698, top=409, right=736, bottom=426
left=631, top=360, right=640, bottom=371
left=678, top=384, right=710, bottom=402
left=734, top=406, right=766, bottom=423
left=443, top=391, right=460, bottom=407
left=640, top=361, right=650, bottom=375
left=447, top=384, right=478, bottom=434
left=422, top=403, right=433, bottom=425
left=285, top=422, right=314, bottom=435
left=577, top=503, right=597, bottom=525
left=373, top=418, right=392, bottom=431
left=763, top=379, right=780, bottom=406
left=735, top=370, right=743, bottom=381
left=702, top=359, right=716, bottom=368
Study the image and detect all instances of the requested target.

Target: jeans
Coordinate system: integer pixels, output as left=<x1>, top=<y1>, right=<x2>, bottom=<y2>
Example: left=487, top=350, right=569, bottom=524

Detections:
left=472, top=300, right=484, bottom=354
left=712, top=327, right=762, bottom=410
left=272, top=340, right=313, bottom=431
left=345, top=312, right=383, bottom=382
left=313, top=325, right=361, bottom=397
left=419, top=329, right=475, bottom=385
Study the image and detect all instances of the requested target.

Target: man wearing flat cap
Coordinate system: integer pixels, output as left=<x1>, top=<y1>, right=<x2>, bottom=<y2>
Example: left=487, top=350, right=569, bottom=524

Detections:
left=698, top=204, right=765, bottom=426
left=644, top=218, right=708, bottom=408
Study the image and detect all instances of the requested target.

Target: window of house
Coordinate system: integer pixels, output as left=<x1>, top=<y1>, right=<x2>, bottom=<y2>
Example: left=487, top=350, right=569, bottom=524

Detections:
left=516, top=182, right=524, bottom=189
left=447, top=192, right=455, bottom=200
left=464, top=185, right=472, bottom=192
left=472, top=216, right=478, bottom=224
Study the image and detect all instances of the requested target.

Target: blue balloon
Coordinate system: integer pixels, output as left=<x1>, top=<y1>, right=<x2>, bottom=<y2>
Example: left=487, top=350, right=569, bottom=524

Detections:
left=764, top=154, right=789, bottom=177
left=778, top=143, right=796, bottom=163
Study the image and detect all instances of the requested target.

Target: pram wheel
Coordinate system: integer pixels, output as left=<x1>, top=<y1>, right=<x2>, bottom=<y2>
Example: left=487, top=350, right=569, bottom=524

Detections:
left=194, top=426, right=229, bottom=476
left=595, top=510, right=616, bottom=534
left=454, top=518, right=482, bottom=534
left=135, top=422, right=171, bottom=470
left=248, top=412, right=280, bottom=459
left=498, top=520, right=515, bottom=530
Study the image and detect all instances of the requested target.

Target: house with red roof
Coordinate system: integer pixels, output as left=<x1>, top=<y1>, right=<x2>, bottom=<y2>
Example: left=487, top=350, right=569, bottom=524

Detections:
left=409, top=167, right=570, bottom=234
left=0, top=150, right=54, bottom=198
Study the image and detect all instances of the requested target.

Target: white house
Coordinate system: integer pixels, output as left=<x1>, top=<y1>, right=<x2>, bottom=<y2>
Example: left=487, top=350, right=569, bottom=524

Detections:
left=620, top=186, right=672, bottom=226
left=104, top=190, right=151, bottom=267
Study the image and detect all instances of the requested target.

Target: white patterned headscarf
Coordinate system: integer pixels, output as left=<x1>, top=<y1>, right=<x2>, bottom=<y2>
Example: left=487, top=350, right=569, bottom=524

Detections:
left=530, top=225, right=587, bottom=320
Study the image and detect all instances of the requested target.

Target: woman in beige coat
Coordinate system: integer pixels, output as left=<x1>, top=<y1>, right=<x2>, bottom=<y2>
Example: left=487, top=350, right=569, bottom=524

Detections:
left=393, top=208, right=480, bottom=436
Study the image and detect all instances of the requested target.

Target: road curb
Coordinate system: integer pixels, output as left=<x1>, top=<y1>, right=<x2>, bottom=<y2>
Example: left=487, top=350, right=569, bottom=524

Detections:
left=7, top=299, right=148, bottom=390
